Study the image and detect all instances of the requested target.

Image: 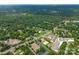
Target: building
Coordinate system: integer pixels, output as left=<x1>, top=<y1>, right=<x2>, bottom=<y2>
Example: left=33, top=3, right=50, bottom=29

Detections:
left=41, top=38, right=49, bottom=45
left=31, top=43, right=40, bottom=52
left=48, top=35, right=57, bottom=42
left=41, top=34, right=74, bottom=52
left=4, top=39, right=21, bottom=46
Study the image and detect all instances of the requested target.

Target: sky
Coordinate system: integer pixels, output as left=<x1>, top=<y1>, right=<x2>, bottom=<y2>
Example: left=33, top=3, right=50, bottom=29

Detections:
left=0, top=0, right=79, bottom=5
